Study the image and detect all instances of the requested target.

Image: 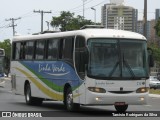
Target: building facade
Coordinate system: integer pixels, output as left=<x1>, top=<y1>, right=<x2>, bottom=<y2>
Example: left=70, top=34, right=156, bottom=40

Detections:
left=156, top=9, right=160, bottom=20
left=137, top=21, right=143, bottom=35
left=155, top=9, right=160, bottom=47
left=101, top=3, right=138, bottom=32
left=150, top=19, right=157, bottom=42
left=137, top=20, right=151, bottom=40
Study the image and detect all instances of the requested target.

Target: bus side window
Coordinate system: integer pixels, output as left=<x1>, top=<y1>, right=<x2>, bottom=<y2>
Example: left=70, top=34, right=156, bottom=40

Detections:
left=58, top=38, right=64, bottom=59
left=20, top=42, right=26, bottom=60
left=58, top=37, right=74, bottom=64
left=14, top=42, right=21, bottom=60
left=25, top=41, right=34, bottom=60
left=75, top=36, right=86, bottom=79
left=63, top=37, right=74, bottom=63
left=35, top=40, right=45, bottom=60
left=46, top=39, right=58, bottom=60
left=12, top=42, right=17, bottom=60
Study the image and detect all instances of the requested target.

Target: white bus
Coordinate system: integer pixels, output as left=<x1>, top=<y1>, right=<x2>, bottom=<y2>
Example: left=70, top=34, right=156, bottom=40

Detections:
left=11, top=27, right=153, bottom=112
left=0, top=48, right=5, bottom=87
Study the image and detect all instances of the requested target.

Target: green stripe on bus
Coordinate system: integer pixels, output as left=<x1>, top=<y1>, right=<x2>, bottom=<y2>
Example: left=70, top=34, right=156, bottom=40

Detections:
left=15, top=67, right=81, bottom=100
left=20, top=63, right=63, bottom=92
left=20, top=62, right=80, bottom=92
left=15, top=67, right=63, bottom=100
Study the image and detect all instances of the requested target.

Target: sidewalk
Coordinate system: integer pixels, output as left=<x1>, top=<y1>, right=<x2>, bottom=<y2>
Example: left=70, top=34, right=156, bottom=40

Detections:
left=4, top=77, right=11, bottom=80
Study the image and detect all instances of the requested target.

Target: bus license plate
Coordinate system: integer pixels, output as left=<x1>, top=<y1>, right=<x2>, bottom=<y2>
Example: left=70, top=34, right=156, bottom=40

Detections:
left=114, top=102, right=125, bottom=106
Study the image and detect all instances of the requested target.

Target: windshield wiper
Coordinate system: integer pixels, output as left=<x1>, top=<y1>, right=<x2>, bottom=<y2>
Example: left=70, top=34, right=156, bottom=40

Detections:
left=109, top=61, right=119, bottom=77
left=122, top=54, right=135, bottom=78
left=109, top=41, right=121, bottom=78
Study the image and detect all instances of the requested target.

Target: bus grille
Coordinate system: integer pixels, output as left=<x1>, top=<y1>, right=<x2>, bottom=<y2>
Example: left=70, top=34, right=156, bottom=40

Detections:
left=108, top=91, right=133, bottom=94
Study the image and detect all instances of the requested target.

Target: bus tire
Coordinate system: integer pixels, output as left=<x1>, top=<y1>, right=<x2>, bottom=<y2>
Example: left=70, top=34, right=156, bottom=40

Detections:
left=65, top=87, right=80, bottom=112
left=25, top=83, right=43, bottom=106
left=114, top=105, right=128, bottom=112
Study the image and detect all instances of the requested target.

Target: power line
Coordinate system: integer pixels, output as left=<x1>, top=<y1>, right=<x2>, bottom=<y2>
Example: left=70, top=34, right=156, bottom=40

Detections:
left=68, top=0, right=94, bottom=11
left=20, top=11, right=33, bottom=18
left=1, top=0, right=106, bottom=34
left=139, top=12, right=155, bottom=14
left=5, top=17, right=21, bottom=36
left=0, top=23, right=10, bottom=29
left=91, top=0, right=106, bottom=8
left=33, top=10, right=52, bottom=32
left=73, top=0, right=106, bottom=14
left=0, top=20, right=5, bottom=25
left=51, top=0, right=105, bottom=16
left=0, top=20, right=11, bottom=28
left=70, top=0, right=106, bottom=15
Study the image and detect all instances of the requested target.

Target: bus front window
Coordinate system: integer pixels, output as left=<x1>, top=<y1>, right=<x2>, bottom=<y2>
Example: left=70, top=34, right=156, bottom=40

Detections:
left=87, top=39, right=149, bottom=80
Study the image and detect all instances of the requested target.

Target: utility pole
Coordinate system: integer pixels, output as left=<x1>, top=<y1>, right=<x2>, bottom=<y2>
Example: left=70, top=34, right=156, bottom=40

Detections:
left=33, top=10, right=52, bottom=32
left=5, top=17, right=21, bottom=36
left=143, top=0, right=147, bottom=37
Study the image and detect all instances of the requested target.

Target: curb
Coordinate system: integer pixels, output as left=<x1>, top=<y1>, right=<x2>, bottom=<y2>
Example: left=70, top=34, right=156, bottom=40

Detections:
left=4, top=77, right=11, bottom=80
left=149, top=94, right=160, bottom=98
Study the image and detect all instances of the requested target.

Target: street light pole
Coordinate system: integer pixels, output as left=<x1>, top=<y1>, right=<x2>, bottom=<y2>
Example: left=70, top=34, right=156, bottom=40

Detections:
left=91, top=7, right=96, bottom=24
left=82, top=0, right=87, bottom=19
left=46, top=21, right=50, bottom=31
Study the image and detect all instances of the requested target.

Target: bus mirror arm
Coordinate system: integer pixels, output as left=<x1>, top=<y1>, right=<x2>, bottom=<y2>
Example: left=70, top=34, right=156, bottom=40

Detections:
left=149, top=54, right=154, bottom=67
left=147, top=48, right=154, bottom=67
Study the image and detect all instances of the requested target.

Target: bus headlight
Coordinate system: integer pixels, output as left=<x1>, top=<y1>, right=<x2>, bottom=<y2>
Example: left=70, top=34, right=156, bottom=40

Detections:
left=136, top=87, right=149, bottom=93
left=88, top=87, right=106, bottom=93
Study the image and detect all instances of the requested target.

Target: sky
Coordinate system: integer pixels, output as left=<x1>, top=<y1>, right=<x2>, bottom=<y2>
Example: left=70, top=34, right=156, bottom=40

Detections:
left=0, top=0, right=160, bottom=41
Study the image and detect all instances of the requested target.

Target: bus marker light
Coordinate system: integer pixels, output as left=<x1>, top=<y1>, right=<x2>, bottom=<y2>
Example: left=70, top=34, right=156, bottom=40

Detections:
left=88, top=87, right=106, bottom=93
left=136, top=87, right=149, bottom=93
left=140, top=97, right=144, bottom=101
left=95, top=97, right=99, bottom=101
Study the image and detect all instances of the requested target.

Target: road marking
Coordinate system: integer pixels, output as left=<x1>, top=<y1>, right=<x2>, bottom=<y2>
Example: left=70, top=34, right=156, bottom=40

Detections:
left=150, top=96, right=160, bottom=99
left=8, top=91, right=12, bottom=93
left=144, top=105, right=152, bottom=107
left=149, top=94, right=160, bottom=98
left=4, top=77, right=11, bottom=80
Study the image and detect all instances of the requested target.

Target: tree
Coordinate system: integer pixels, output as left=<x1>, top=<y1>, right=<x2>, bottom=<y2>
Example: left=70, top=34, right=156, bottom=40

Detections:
left=148, top=43, right=160, bottom=65
left=155, top=18, right=160, bottom=37
left=0, top=39, right=11, bottom=76
left=50, top=11, right=94, bottom=31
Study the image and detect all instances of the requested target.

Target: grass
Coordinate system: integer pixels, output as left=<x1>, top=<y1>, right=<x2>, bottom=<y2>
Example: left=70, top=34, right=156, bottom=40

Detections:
left=149, top=89, right=160, bottom=94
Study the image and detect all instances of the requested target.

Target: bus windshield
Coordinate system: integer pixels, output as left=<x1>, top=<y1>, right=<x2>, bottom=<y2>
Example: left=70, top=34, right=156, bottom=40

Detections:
left=87, top=38, right=149, bottom=80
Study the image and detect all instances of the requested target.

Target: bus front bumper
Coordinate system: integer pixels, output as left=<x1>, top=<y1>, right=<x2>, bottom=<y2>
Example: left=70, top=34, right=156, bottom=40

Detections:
left=85, top=92, right=149, bottom=105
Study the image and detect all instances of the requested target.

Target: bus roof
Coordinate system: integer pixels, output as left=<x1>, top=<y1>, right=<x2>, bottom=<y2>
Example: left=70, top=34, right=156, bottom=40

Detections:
left=12, top=29, right=146, bottom=42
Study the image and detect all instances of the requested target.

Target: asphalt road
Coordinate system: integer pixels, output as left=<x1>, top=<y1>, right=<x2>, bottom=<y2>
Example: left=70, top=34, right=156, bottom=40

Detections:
left=0, top=78, right=160, bottom=120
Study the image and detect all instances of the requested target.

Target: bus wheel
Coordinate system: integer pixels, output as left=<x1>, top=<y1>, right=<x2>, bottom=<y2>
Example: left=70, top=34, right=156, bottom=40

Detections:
left=25, top=83, right=33, bottom=105
left=25, top=83, right=43, bottom=106
left=65, top=87, right=80, bottom=112
left=114, top=105, right=128, bottom=112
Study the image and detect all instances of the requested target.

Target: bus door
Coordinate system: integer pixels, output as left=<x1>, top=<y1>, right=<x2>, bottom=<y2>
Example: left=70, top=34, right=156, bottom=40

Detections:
left=75, top=36, right=87, bottom=104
